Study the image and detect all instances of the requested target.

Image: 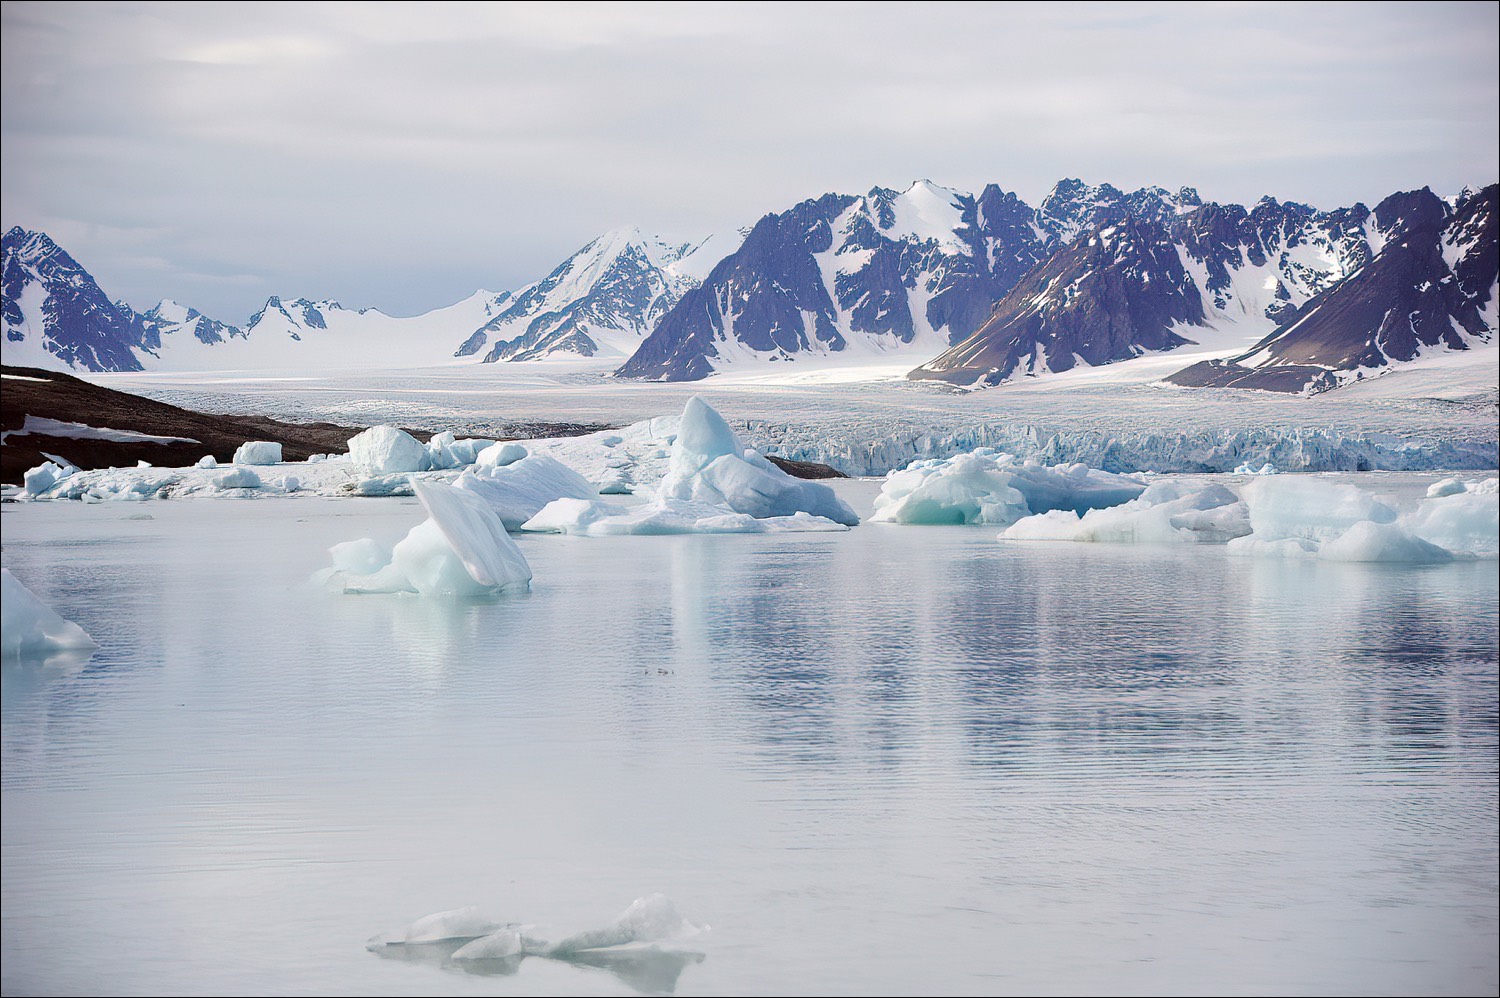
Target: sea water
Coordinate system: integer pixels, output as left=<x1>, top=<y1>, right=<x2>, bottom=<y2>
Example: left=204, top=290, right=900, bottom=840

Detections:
left=2, top=483, right=1496, bottom=995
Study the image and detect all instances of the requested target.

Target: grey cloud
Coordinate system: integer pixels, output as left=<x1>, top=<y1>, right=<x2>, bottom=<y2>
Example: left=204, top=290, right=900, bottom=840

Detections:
left=3, top=1, right=1495, bottom=322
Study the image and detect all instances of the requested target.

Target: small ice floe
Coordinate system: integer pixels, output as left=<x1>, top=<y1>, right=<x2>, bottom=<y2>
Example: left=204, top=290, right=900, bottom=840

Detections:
left=371, top=894, right=707, bottom=990
left=873, top=447, right=1143, bottom=526
left=22, top=460, right=74, bottom=497
left=232, top=441, right=282, bottom=466
left=1404, top=487, right=1499, bottom=557
left=1233, top=461, right=1280, bottom=475
left=323, top=479, right=532, bottom=596
left=195, top=455, right=219, bottom=470
left=366, top=905, right=501, bottom=950
left=2, top=568, right=97, bottom=663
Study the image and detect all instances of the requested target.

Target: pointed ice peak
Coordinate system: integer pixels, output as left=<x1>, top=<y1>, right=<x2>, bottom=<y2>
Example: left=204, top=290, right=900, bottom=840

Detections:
left=146, top=298, right=197, bottom=323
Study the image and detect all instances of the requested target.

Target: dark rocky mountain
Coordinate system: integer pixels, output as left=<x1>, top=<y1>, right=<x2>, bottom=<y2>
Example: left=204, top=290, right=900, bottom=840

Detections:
left=910, top=215, right=1204, bottom=386
left=1166, top=185, right=1498, bottom=392
left=2, top=227, right=154, bottom=372
left=618, top=180, right=1050, bottom=381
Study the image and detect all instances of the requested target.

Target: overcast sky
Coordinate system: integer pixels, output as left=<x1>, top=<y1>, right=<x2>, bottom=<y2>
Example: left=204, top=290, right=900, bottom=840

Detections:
left=3, top=1, right=1496, bottom=321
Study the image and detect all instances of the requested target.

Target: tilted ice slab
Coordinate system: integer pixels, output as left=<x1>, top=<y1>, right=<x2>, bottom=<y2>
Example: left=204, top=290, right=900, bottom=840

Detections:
left=348, top=425, right=431, bottom=476
left=1001, top=481, right=1250, bottom=544
left=872, top=448, right=1144, bottom=526
left=2, top=567, right=97, bottom=661
left=325, top=480, right=533, bottom=596
left=366, top=906, right=502, bottom=949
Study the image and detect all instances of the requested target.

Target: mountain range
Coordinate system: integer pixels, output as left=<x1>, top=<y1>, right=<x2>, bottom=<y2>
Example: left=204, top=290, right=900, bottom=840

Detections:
left=3, top=177, right=1495, bottom=394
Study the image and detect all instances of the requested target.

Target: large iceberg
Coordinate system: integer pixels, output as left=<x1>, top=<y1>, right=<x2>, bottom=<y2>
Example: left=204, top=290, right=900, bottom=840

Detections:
left=1404, top=489, right=1499, bottom=557
left=328, top=480, right=533, bottom=596
left=348, top=425, right=431, bottom=476
left=872, top=448, right=1143, bottom=526
left=1239, top=476, right=1397, bottom=545
left=657, top=398, right=858, bottom=525
left=2, top=568, right=97, bottom=661
left=454, top=453, right=600, bottom=530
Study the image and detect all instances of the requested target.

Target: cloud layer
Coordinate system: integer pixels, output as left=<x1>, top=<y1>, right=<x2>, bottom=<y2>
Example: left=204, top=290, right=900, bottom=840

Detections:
left=4, top=1, right=1496, bottom=321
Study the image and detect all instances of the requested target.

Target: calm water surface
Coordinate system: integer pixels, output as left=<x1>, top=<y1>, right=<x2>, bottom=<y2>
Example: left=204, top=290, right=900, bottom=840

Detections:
left=3, top=484, right=1496, bottom=996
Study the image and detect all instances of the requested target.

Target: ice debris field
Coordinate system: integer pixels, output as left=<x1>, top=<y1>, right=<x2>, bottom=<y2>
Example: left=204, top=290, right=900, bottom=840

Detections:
left=6, top=398, right=1498, bottom=613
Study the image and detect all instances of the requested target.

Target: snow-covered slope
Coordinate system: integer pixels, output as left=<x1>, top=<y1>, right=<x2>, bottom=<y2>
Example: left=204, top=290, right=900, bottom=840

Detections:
left=142, top=290, right=512, bottom=372
left=456, top=227, right=739, bottom=363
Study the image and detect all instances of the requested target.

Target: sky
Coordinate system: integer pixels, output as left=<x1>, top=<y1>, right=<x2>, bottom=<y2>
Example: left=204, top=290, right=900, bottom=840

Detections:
left=3, top=1, right=1497, bottom=322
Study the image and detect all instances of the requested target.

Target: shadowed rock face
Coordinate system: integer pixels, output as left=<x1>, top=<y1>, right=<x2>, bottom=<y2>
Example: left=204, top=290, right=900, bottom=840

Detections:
left=1164, top=185, right=1498, bottom=393
left=2, top=227, right=152, bottom=373
left=617, top=181, right=1051, bottom=382
left=910, top=215, right=1204, bottom=387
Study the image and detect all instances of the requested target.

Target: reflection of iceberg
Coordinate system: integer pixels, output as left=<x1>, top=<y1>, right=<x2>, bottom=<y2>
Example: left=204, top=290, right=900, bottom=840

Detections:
left=2, top=568, right=97, bottom=664
left=369, top=894, right=706, bottom=994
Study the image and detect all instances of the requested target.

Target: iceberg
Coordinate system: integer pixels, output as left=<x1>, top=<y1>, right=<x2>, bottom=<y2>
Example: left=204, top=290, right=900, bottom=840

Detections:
left=348, top=425, right=430, bottom=476
left=1425, top=478, right=1467, bottom=499
left=1002, top=482, right=1249, bottom=544
left=547, top=894, right=704, bottom=954
left=658, top=398, right=858, bottom=525
left=1240, top=477, right=1397, bottom=545
left=232, top=441, right=282, bottom=466
left=2, top=568, right=97, bottom=661
left=454, top=454, right=599, bottom=530
left=331, top=480, right=532, bottom=596
left=872, top=448, right=1143, bottom=526
left=1319, top=521, right=1452, bottom=564
left=1404, top=490, right=1499, bottom=557
left=195, top=455, right=219, bottom=469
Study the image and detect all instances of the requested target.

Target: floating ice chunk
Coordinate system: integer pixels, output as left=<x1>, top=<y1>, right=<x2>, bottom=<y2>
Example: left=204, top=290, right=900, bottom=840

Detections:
left=1234, top=462, right=1280, bottom=475
left=548, top=894, right=704, bottom=954
left=213, top=467, right=262, bottom=490
left=659, top=398, right=858, bottom=525
left=1405, top=491, right=1499, bottom=556
left=1426, top=478, right=1466, bottom=499
left=873, top=451, right=1030, bottom=525
left=195, top=455, right=219, bottom=469
left=450, top=928, right=525, bottom=962
left=1467, top=477, right=1499, bottom=495
left=475, top=441, right=528, bottom=468
left=1319, top=521, right=1453, bottom=563
left=348, top=425, right=431, bottom=476
left=1, top=568, right=97, bottom=660
left=366, top=906, right=501, bottom=950
left=761, top=511, right=853, bottom=532
left=1007, top=460, right=1145, bottom=516
left=448, top=438, right=494, bottom=467
left=1001, top=482, right=1249, bottom=545
left=330, top=537, right=392, bottom=575
left=22, top=461, right=71, bottom=497
left=454, top=454, right=598, bottom=530
left=136, top=460, right=152, bottom=469
left=1240, top=477, right=1397, bottom=544
left=233, top=441, right=282, bottom=466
